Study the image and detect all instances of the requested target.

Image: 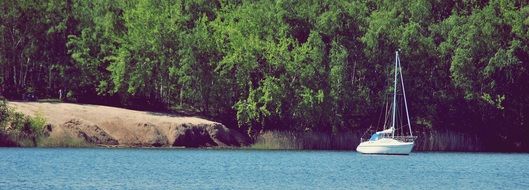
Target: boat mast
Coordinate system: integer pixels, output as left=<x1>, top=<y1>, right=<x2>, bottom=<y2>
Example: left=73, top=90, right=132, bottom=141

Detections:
left=398, top=55, right=413, bottom=137
left=391, top=51, right=398, bottom=138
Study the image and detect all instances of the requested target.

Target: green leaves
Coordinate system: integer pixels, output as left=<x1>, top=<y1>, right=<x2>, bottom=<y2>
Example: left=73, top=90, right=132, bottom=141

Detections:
left=441, top=2, right=528, bottom=108
left=3, top=0, right=529, bottom=147
left=481, top=93, right=505, bottom=110
left=235, top=76, right=283, bottom=127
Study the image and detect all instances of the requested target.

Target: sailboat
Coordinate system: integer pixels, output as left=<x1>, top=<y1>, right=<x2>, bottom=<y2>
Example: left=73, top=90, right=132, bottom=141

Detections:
left=356, top=51, right=417, bottom=155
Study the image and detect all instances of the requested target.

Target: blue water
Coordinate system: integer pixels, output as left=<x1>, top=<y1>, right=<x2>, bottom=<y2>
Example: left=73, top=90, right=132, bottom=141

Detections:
left=0, top=148, right=528, bottom=189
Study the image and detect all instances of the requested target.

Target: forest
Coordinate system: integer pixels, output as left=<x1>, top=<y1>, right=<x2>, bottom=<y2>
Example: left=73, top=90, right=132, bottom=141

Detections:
left=1, top=0, right=529, bottom=150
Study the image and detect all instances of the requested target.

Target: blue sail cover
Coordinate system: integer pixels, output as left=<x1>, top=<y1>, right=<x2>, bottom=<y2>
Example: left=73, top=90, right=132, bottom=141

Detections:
left=369, top=133, right=380, bottom=141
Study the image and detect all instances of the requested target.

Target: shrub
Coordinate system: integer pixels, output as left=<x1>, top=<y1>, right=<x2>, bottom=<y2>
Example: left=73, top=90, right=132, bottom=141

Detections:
left=0, top=99, right=49, bottom=147
left=4, top=110, right=48, bottom=146
left=29, top=112, right=46, bottom=135
left=0, top=98, right=8, bottom=130
left=0, top=98, right=17, bottom=146
left=9, top=112, right=28, bottom=131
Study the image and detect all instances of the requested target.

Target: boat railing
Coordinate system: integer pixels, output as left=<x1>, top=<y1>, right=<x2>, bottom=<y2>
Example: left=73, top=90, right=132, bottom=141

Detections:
left=360, top=136, right=417, bottom=143
left=393, top=136, right=417, bottom=142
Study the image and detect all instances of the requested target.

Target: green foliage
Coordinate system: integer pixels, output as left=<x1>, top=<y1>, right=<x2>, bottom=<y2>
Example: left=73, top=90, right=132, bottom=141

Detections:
left=0, top=99, right=47, bottom=146
left=0, top=98, right=8, bottom=129
left=9, top=112, right=30, bottom=132
left=2, top=0, right=529, bottom=150
left=29, top=112, right=47, bottom=135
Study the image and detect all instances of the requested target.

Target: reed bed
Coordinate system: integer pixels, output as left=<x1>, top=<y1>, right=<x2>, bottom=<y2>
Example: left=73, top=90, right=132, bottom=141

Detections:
left=413, top=130, right=483, bottom=151
left=252, top=131, right=362, bottom=150
left=37, top=132, right=92, bottom=147
left=252, top=130, right=484, bottom=151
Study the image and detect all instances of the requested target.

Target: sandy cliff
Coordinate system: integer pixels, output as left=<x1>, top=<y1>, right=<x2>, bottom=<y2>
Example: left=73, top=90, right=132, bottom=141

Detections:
left=7, top=101, right=249, bottom=147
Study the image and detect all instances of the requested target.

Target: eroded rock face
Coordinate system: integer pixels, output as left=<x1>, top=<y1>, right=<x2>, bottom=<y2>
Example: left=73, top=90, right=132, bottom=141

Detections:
left=130, top=122, right=167, bottom=147
left=61, top=119, right=118, bottom=145
left=169, top=123, right=217, bottom=147
left=206, top=123, right=250, bottom=147
left=55, top=119, right=249, bottom=147
left=166, top=123, right=250, bottom=147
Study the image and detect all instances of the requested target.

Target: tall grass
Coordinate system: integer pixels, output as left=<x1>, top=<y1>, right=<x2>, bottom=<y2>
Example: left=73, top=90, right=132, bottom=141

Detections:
left=414, top=130, right=483, bottom=151
left=252, top=131, right=363, bottom=150
left=252, top=130, right=484, bottom=151
left=37, top=132, right=92, bottom=147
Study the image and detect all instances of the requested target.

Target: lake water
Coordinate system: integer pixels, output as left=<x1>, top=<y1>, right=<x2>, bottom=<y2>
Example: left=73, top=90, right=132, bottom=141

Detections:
left=0, top=148, right=528, bottom=189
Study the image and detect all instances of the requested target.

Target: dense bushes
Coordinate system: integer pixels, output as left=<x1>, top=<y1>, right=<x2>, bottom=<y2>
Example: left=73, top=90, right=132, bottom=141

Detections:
left=0, top=98, right=8, bottom=129
left=0, top=98, right=48, bottom=146
left=1, top=1, right=529, bottom=150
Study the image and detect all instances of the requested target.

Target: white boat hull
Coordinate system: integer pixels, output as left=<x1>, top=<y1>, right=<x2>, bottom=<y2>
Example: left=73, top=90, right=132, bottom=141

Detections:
left=356, top=138, right=414, bottom=155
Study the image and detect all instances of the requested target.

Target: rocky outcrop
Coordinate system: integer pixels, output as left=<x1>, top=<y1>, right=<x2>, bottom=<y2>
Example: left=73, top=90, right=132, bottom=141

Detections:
left=206, top=123, right=250, bottom=146
left=133, top=122, right=168, bottom=147
left=7, top=101, right=250, bottom=148
left=100, top=120, right=168, bottom=147
left=48, top=118, right=250, bottom=147
left=61, top=119, right=119, bottom=145
left=169, top=123, right=218, bottom=147
left=166, top=122, right=249, bottom=147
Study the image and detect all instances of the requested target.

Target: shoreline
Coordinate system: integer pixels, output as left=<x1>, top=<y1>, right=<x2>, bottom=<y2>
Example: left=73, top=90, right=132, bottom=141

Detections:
left=1, top=101, right=527, bottom=152
left=2, top=101, right=250, bottom=148
left=2, top=146, right=528, bottom=154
